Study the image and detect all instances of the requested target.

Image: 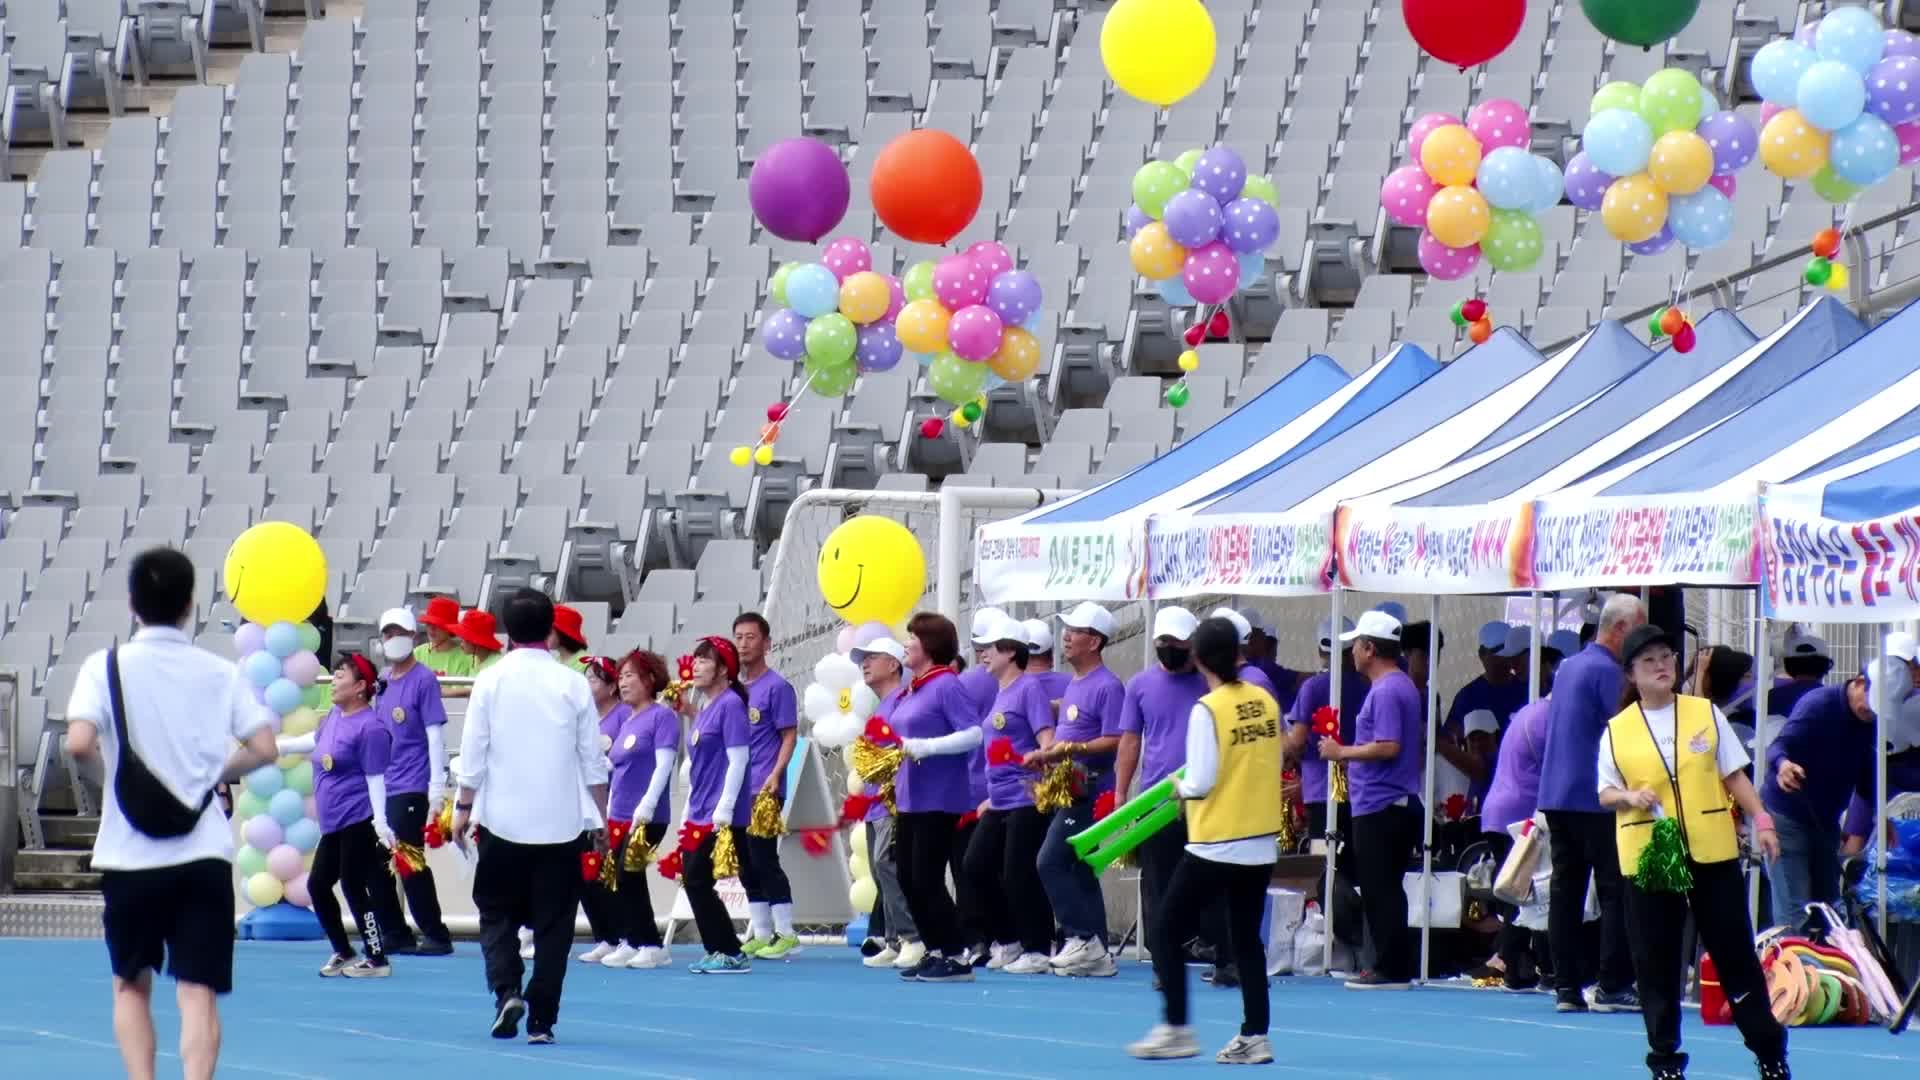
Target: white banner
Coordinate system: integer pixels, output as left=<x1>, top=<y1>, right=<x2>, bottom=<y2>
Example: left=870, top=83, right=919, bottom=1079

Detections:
left=973, top=518, right=1150, bottom=604
left=1145, top=510, right=1333, bottom=599
left=1761, top=486, right=1920, bottom=623
left=1530, top=490, right=1762, bottom=592
left=1332, top=500, right=1536, bottom=595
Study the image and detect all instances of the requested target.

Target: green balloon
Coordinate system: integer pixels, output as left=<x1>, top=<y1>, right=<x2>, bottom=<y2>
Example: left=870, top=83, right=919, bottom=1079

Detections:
left=237, top=844, right=267, bottom=877
left=235, top=790, right=267, bottom=820
left=902, top=260, right=936, bottom=302
left=1449, top=303, right=1469, bottom=328
left=1165, top=382, right=1190, bottom=409
left=1803, top=257, right=1832, bottom=287
left=284, top=760, right=313, bottom=797
left=803, top=312, right=857, bottom=366
left=1132, top=161, right=1190, bottom=219
left=1590, top=81, right=1643, bottom=120
left=928, top=351, right=989, bottom=406
left=1580, top=0, right=1702, bottom=49
left=296, top=621, right=321, bottom=654
left=1174, top=148, right=1204, bottom=175
left=1638, top=68, right=1702, bottom=136
left=1810, top=165, right=1864, bottom=205
left=769, top=262, right=798, bottom=308
left=1482, top=209, right=1545, bottom=272
left=1240, top=174, right=1278, bottom=209
left=1647, top=313, right=1667, bottom=339
left=804, top=352, right=857, bottom=396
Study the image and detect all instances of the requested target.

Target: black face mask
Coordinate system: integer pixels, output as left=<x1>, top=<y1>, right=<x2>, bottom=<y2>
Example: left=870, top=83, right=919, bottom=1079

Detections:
left=1156, top=644, right=1191, bottom=671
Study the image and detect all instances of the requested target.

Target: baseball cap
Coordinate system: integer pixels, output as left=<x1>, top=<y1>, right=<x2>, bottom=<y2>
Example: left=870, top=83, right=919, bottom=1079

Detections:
left=1023, top=617, right=1054, bottom=653
left=1544, top=629, right=1582, bottom=658
left=1210, top=607, right=1253, bottom=644
left=1461, top=709, right=1500, bottom=737
left=1497, top=625, right=1533, bottom=658
left=1316, top=617, right=1355, bottom=651
left=1235, top=606, right=1270, bottom=636
left=1782, top=629, right=1830, bottom=660
left=1151, top=606, right=1198, bottom=641
left=1864, top=656, right=1916, bottom=712
left=1373, top=601, right=1409, bottom=623
left=1341, top=609, right=1402, bottom=643
left=1057, top=601, right=1116, bottom=639
left=1477, top=620, right=1512, bottom=652
left=970, top=606, right=1009, bottom=645
left=1884, top=631, right=1917, bottom=664
left=1619, top=624, right=1677, bottom=668
left=979, top=611, right=1027, bottom=647
left=378, top=607, right=418, bottom=633
left=851, top=636, right=907, bottom=666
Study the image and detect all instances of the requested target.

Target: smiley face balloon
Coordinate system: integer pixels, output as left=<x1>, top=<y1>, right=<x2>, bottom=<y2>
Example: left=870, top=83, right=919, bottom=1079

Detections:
left=223, top=521, right=328, bottom=627
left=816, top=516, right=926, bottom=629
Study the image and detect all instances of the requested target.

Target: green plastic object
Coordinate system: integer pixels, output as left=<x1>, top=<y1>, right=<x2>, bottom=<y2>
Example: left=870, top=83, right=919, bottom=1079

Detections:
left=1069, top=771, right=1183, bottom=873
left=1580, top=0, right=1701, bottom=49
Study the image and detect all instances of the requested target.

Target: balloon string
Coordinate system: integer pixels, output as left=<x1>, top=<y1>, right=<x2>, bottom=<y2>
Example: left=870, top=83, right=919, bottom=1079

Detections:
left=757, top=373, right=814, bottom=449
left=1673, top=267, right=1692, bottom=312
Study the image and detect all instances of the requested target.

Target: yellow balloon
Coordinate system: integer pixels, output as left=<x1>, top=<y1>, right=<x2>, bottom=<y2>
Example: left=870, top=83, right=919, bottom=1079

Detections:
left=1177, top=350, right=1200, bottom=372
left=837, top=271, right=891, bottom=325
left=849, top=852, right=870, bottom=880
left=1419, top=124, right=1483, bottom=188
left=896, top=298, right=951, bottom=354
left=987, top=326, right=1042, bottom=382
left=1826, top=262, right=1851, bottom=293
left=1648, top=130, right=1713, bottom=195
left=1600, top=173, right=1670, bottom=244
left=1099, top=0, right=1216, bottom=107
left=281, top=706, right=318, bottom=737
left=753, top=444, right=775, bottom=466
left=1760, top=109, right=1829, bottom=180
left=816, top=515, right=926, bottom=629
left=849, top=875, right=877, bottom=914
left=224, top=522, right=328, bottom=627
left=1129, top=221, right=1187, bottom=279
left=1425, top=185, right=1491, bottom=248
left=849, top=823, right=869, bottom=858
left=244, top=871, right=284, bottom=908
left=729, top=445, right=751, bottom=467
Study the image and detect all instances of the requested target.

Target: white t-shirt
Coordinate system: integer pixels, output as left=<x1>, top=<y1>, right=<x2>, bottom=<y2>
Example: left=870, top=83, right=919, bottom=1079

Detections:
left=64, top=626, right=273, bottom=871
left=1596, top=700, right=1751, bottom=797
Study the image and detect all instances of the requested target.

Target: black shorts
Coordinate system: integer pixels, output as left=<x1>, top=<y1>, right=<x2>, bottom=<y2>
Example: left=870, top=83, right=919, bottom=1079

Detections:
left=101, top=858, right=236, bottom=994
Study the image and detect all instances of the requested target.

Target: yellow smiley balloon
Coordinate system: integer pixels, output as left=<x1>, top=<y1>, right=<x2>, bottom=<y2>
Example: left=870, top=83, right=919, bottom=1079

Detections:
left=223, top=521, right=329, bottom=627
left=816, top=516, right=926, bottom=629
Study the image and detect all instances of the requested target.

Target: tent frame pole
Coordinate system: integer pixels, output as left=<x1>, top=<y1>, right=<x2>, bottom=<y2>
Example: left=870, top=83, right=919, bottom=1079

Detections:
left=1418, top=594, right=1440, bottom=985
left=1749, top=588, right=1771, bottom=929
left=1324, top=585, right=1344, bottom=977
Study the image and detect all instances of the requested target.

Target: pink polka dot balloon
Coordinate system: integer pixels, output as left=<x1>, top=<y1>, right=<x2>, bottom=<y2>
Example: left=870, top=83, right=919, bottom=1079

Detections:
left=1379, top=165, right=1440, bottom=228
left=821, top=236, right=872, bottom=282
left=1408, top=113, right=1465, bottom=162
left=947, top=304, right=1005, bottom=362
left=1760, top=101, right=1785, bottom=128
left=1899, top=118, right=1920, bottom=165
left=1467, top=98, right=1531, bottom=152
left=965, top=240, right=1015, bottom=282
left=933, top=253, right=989, bottom=309
left=1182, top=241, right=1241, bottom=305
left=1417, top=231, right=1481, bottom=281
left=883, top=274, right=907, bottom=321
left=1707, top=173, right=1738, bottom=198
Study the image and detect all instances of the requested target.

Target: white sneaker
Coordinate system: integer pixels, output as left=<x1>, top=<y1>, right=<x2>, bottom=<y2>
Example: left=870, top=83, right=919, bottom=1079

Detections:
left=1051, top=936, right=1093, bottom=969
left=576, top=942, right=615, bottom=964
left=863, top=946, right=899, bottom=968
left=319, top=952, right=354, bottom=977
left=599, top=944, right=639, bottom=968
left=1216, top=1034, right=1274, bottom=1064
left=985, top=942, right=1022, bottom=970
left=518, top=927, right=535, bottom=960
left=626, top=946, right=673, bottom=969
left=1003, top=951, right=1053, bottom=974
left=1061, top=949, right=1117, bottom=978
left=1126, top=1023, right=1200, bottom=1060
left=892, top=940, right=927, bottom=969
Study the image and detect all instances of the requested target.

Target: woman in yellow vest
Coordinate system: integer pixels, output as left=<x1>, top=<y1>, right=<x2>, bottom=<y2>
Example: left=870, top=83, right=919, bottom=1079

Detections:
left=1127, top=617, right=1280, bottom=1066
left=1598, top=625, right=1787, bottom=1080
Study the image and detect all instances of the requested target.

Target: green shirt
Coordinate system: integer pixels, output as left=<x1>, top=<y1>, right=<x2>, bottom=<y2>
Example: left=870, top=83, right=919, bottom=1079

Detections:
left=414, top=642, right=477, bottom=677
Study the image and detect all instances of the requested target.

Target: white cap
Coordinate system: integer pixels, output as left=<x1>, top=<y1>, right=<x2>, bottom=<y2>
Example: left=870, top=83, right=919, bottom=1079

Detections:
left=851, top=636, right=907, bottom=665
left=1497, top=625, right=1533, bottom=659
left=970, top=606, right=1009, bottom=645
left=1884, top=631, right=1917, bottom=664
left=1317, top=617, right=1355, bottom=651
left=1477, top=621, right=1512, bottom=651
left=978, top=611, right=1027, bottom=647
left=1023, top=617, right=1054, bottom=653
left=1235, top=606, right=1270, bottom=636
left=1461, top=709, right=1500, bottom=737
left=1341, top=609, right=1403, bottom=643
left=378, top=607, right=418, bottom=633
left=1865, top=656, right=1916, bottom=712
left=1782, top=630, right=1830, bottom=660
left=1057, top=601, right=1116, bottom=639
left=1209, top=607, right=1253, bottom=644
left=1545, top=629, right=1582, bottom=657
left=1151, top=606, right=1198, bottom=641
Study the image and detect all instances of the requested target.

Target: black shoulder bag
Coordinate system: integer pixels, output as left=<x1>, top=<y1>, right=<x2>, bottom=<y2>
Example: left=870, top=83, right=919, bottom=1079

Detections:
left=107, top=647, right=214, bottom=838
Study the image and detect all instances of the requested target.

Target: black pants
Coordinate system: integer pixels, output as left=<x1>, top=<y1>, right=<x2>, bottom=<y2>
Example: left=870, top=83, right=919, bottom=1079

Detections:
left=1152, top=855, right=1272, bottom=1036
left=963, top=806, right=1054, bottom=953
left=895, top=811, right=963, bottom=955
left=613, top=822, right=669, bottom=947
left=1137, top=817, right=1228, bottom=957
left=386, top=793, right=451, bottom=944
left=1626, top=859, right=1787, bottom=1074
left=950, top=816, right=992, bottom=951
left=310, top=818, right=397, bottom=962
left=739, top=831, right=792, bottom=907
left=474, top=829, right=585, bottom=1034
left=1544, top=810, right=1634, bottom=995
left=683, top=827, right=744, bottom=956
left=1351, top=801, right=1421, bottom=981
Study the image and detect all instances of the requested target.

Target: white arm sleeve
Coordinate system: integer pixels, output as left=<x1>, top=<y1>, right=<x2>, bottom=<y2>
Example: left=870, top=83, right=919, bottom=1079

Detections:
left=636, top=747, right=676, bottom=820
left=1176, top=703, right=1218, bottom=800
left=276, top=732, right=318, bottom=755
left=713, top=745, right=751, bottom=823
left=426, top=725, right=448, bottom=800
left=918, top=727, right=984, bottom=756
left=367, top=774, right=390, bottom=829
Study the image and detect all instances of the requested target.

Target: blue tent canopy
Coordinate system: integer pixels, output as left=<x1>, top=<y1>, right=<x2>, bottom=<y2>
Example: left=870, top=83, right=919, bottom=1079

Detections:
left=1462, top=320, right=1653, bottom=458
left=1798, top=442, right=1920, bottom=520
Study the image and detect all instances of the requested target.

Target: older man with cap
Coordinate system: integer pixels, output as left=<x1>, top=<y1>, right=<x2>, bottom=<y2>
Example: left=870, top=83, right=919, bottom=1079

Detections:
left=1209, top=608, right=1277, bottom=698
left=1766, top=630, right=1833, bottom=724
left=1285, top=617, right=1366, bottom=848
left=373, top=607, right=455, bottom=955
left=1447, top=622, right=1529, bottom=737
left=1023, top=618, right=1072, bottom=701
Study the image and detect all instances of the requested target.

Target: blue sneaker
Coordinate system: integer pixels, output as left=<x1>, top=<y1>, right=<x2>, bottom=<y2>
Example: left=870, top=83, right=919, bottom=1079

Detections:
left=690, top=952, right=751, bottom=975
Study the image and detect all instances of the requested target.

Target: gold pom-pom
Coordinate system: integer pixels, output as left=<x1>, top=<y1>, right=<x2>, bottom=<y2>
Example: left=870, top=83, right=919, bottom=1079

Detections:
left=1033, top=760, right=1085, bottom=813
left=390, top=841, right=428, bottom=881
left=622, top=829, right=657, bottom=873
left=1329, top=761, right=1348, bottom=805
left=748, top=788, right=788, bottom=840
left=599, top=845, right=622, bottom=892
left=712, top=826, right=742, bottom=880
left=848, top=738, right=904, bottom=788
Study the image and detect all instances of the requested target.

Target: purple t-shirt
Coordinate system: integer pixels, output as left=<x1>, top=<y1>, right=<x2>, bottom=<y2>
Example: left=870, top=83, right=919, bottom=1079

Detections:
left=685, top=693, right=752, bottom=826
left=313, top=706, right=392, bottom=833
left=1239, top=662, right=1276, bottom=699
left=598, top=702, right=631, bottom=747
left=375, top=662, right=447, bottom=796
left=609, top=702, right=679, bottom=824
left=743, top=668, right=799, bottom=796
left=1482, top=699, right=1549, bottom=834
left=1285, top=669, right=1367, bottom=804
left=1031, top=669, right=1071, bottom=703
left=1254, top=659, right=1300, bottom=713
left=1119, top=665, right=1208, bottom=789
left=1055, top=665, right=1126, bottom=795
left=1349, top=668, right=1426, bottom=816
left=957, top=666, right=998, bottom=804
left=983, top=673, right=1057, bottom=810
left=892, top=671, right=977, bottom=815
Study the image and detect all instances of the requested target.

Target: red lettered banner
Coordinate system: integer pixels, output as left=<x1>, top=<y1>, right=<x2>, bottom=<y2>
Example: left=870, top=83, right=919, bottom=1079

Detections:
left=1144, top=510, right=1334, bottom=599
left=1531, top=492, right=1761, bottom=592
left=1761, top=487, right=1920, bottom=622
left=1333, top=501, right=1536, bottom=594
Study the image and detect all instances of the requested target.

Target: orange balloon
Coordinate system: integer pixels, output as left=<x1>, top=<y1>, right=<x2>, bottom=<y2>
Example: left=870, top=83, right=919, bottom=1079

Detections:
left=988, top=326, right=1042, bottom=382
left=870, top=130, right=983, bottom=245
left=1468, top=317, right=1493, bottom=345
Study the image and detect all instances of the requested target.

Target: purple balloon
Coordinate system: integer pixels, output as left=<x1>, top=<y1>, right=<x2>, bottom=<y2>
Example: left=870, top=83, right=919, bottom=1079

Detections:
left=234, top=623, right=266, bottom=657
left=1628, top=225, right=1676, bottom=256
left=760, top=307, right=810, bottom=361
left=1797, top=20, right=1819, bottom=48
left=1867, top=55, right=1920, bottom=125
left=1190, top=146, right=1247, bottom=204
left=1888, top=30, right=1920, bottom=62
left=1161, top=189, right=1225, bottom=248
left=1221, top=197, right=1280, bottom=254
left=1563, top=151, right=1615, bottom=211
left=855, top=322, right=903, bottom=373
left=748, top=138, right=850, bottom=243
left=986, top=269, right=1043, bottom=326
left=1182, top=241, right=1240, bottom=305
left=243, top=814, right=283, bottom=852
left=947, top=305, right=1004, bottom=362
left=1125, top=204, right=1153, bottom=237
left=1696, top=111, right=1758, bottom=175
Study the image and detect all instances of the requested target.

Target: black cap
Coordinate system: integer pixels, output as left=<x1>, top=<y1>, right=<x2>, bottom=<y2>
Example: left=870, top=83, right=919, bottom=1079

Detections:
left=1619, top=624, right=1677, bottom=669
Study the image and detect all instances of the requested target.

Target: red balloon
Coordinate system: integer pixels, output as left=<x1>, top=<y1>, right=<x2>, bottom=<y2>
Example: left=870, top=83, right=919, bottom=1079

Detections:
left=1182, top=322, right=1206, bottom=347
left=1402, top=0, right=1526, bottom=69
left=1207, top=310, right=1230, bottom=338
left=1672, top=323, right=1697, bottom=354
left=766, top=402, right=789, bottom=422
left=870, top=130, right=983, bottom=245
left=919, top=416, right=946, bottom=439
left=1460, top=298, right=1488, bottom=323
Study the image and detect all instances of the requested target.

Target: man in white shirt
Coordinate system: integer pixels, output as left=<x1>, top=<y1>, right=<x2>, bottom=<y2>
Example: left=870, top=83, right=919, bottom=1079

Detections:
left=63, top=547, right=279, bottom=1080
left=452, top=588, right=611, bottom=1045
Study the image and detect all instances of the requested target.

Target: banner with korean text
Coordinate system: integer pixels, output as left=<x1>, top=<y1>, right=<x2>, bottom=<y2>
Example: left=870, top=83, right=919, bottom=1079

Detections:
left=973, top=518, right=1150, bottom=604
left=1332, top=501, right=1536, bottom=595
left=1530, top=491, right=1762, bottom=592
left=1145, top=510, right=1334, bottom=599
left=1760, top=486, right=1920, bottom=624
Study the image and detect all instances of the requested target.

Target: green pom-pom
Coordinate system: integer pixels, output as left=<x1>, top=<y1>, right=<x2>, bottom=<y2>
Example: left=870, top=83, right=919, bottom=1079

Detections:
left=1632, top=815, right=1695, bottom=894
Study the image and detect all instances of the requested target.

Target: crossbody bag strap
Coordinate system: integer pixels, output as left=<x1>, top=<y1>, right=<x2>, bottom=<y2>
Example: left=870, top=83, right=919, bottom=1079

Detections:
left=107, top=647, right=131, bottom=748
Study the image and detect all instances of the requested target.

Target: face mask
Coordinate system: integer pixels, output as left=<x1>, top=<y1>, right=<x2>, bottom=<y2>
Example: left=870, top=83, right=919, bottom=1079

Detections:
left=382, top=637, right=414, bottom=662
left=1156, top=644, right=1190, bottom=670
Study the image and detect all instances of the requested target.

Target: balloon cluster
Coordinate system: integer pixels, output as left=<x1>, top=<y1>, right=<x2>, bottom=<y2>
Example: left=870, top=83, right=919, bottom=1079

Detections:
left=897, top=240, right=1046, bottom=427
left=1128, top=145, right=1279, bottom=305
left=1162, top=310, right=1230, bottom=410
left=1451, top=298, right=1495, bottom=345
left=236, top=620, right=325, bottom=720
left=1749, top=10, right=1919, bottom=199
left=235, top=697, right=324, bottom=912
left=1648, top=306, right=1698, bottom=354
left=1381, top=101, right=1561, bottom=279
left=1803, top=227, right=1852, bottom=294
left=1570, top=69, right=1755, bottom=251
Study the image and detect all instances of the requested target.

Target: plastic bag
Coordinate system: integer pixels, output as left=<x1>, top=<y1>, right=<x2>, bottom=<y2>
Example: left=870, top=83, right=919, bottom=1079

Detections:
left=1264, top=888, right=1307, bottom=975
left=1292, top=904, right=1355, bottom=976
left=1853, top=818, right=1920, bottom=924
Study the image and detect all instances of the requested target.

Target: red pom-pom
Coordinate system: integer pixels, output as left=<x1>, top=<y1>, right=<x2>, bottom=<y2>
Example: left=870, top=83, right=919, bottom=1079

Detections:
left=1444, top=794, right=1468, bottom=822
left=606, top=820, right=630, bottom=850
left=1207, top=310, right=1230, bottom=338
left=656, top=850, right=684, bottom=880
left=766, top=402, right=789, bottom=422
left=676, top=654, right=696, bottom=681
left=800, top=828, right=835, bottom=856
left=1093, top=790, right=1116, bottom=821
left=919, top=416, right=945, bottom=439
left=423, top=820, right=445, bottom=849
left=839, top=792, right=874, bottom=825
left=1182, top=322, right=1205, bottom=347
left=955, top=810, right=980, bottom=830
left=580, top=851, right=602, bottom=882
left=1673, top=323, right=1697, bottom=354
left=863, top=715, right=900, bottom=746
left=1311, top=705, right=1341, bottom=740
left=678, top=821, right=713, bottom=853
left=1460, top=298, right=1487, bottom=323
left=987, top=736, right=1021, bottom=766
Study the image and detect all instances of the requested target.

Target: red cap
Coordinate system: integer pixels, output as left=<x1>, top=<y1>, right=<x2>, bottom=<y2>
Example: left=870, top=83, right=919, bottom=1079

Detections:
left=454, top=608, right=502, bottom=652
left=552, top=604, right=587, bottom=650
left=419, top=596, right=461, bottom=631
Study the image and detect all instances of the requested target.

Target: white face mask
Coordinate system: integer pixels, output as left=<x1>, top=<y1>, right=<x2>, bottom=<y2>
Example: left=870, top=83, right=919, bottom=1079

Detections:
left=382, top=636, right=415, bottom=662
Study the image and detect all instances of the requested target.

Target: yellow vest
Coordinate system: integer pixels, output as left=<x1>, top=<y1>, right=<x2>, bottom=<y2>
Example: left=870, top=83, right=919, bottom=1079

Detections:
left=1606, top=695, right=1739, bottom=875
left=1186, top=681, right=1286, bottom=844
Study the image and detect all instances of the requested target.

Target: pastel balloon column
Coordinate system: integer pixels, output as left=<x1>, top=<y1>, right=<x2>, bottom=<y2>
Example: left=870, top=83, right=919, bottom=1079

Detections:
left=1129, top=144, right=1278, bottom=304
left=1380, top=100, right=1562, bottom=280
left=894, top=240, right=1047, bottom=432
left=1572, top=69, right=1758, bottom=251
left=1748, top=11, right=1915, bottom=200
left=232, top=620, right=325, bottom=913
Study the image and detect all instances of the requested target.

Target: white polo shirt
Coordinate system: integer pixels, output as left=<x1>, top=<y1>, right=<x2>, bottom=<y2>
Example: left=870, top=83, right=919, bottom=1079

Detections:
left=64, top=626, right=274, bottom=871
left=457, top=645, right=610, bottom=844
